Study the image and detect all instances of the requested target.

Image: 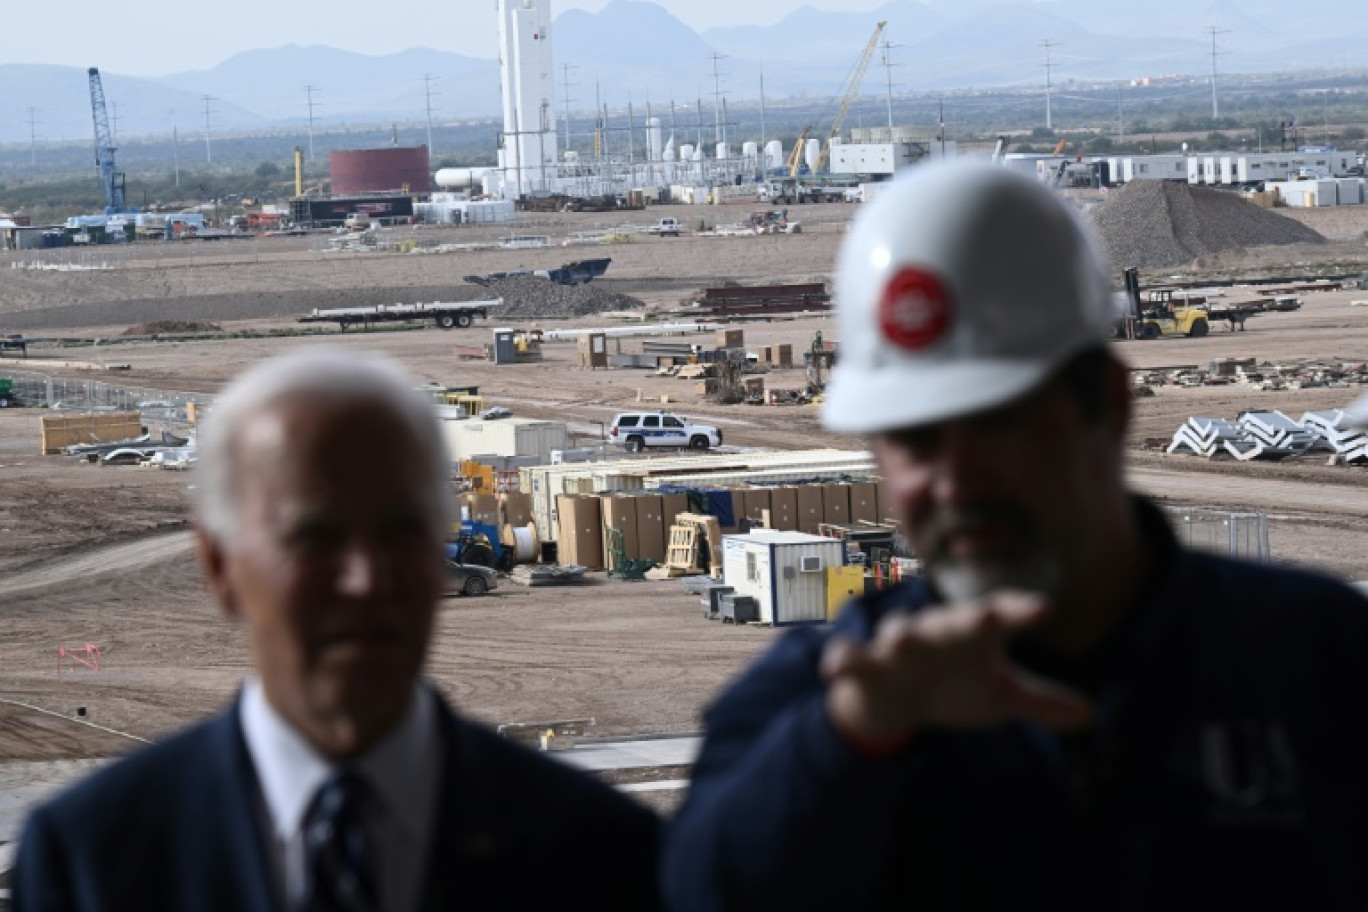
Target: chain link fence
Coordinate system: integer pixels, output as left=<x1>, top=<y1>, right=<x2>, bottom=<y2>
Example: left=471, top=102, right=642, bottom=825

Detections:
left=1169, top=509, right=1271, bottom=564
left=0, top=369, right=210, bottom=427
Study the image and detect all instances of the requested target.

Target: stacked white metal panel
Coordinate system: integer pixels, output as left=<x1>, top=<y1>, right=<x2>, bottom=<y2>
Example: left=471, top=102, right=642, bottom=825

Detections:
left=1168, top=410, right=1368, bottom=462
left=497, top=0, right=558, bottom=196
left=722, top=532, right=845, bottom=625
left=1167, top=417, right=1242, bottom=456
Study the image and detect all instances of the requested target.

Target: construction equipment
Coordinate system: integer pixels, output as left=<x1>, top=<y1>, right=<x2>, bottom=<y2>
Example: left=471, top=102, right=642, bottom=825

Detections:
left=448, top=519, right=514, bottom=572
left=746, top=209, right=793, bottom=234
left=805, top=331, right=837, bottom=392
left=814, top=21, right=887, bottom=175
left=1117, top=267, right=1266, bottom=339
left=87, top=68, right=130, bottom=215
left=785, top=127, right=811, bottom=178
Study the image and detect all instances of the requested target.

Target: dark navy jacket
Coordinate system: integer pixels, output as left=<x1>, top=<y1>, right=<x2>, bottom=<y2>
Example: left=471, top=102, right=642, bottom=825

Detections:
left=15, top=689, right=661, bottom=911
left=665, top=503, right=1368, bottom=910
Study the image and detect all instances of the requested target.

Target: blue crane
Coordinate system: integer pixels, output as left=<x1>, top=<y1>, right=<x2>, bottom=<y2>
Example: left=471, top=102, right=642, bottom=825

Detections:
left=87, top=67, right=128, bottom=214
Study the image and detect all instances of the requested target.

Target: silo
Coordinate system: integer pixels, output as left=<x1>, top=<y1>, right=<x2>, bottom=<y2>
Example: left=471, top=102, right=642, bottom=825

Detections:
left=715, top=142, right=730, bottom=161
left=804, top=138, right=821, bottom=172
left=765, top=140, right=784, bottom=172
left=742, top=141, right=759, bottom=170
left=680, top=143, right=695, bottom=162
left=647, top=117, right=664, bottom=162
left=330, top=147, right=431, bottom=194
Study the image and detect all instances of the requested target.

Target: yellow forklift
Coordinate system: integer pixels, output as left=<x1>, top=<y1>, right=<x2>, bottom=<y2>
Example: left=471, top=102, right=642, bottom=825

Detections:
left=1119, top=268, right=1210, bottom=340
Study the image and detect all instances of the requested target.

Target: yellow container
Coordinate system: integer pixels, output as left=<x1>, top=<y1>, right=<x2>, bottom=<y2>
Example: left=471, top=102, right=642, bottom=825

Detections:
left=825, top=566, right=865, bottom=621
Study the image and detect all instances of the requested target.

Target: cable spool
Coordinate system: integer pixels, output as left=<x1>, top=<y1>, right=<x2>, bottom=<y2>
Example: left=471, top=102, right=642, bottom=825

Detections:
left=502, top=523, right=540, bottom=563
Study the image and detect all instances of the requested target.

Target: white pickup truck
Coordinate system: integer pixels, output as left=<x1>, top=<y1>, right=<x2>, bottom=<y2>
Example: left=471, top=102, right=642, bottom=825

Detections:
left=649, top=217, right=680, bottom=237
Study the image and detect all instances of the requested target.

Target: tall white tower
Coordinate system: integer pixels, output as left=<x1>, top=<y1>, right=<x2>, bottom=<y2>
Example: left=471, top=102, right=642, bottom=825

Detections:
left=497, top=0, right=559, bottom=196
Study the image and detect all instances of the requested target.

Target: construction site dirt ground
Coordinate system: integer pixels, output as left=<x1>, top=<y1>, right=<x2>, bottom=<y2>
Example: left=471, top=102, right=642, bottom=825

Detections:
left=3, top=200, right=1368, bottom=816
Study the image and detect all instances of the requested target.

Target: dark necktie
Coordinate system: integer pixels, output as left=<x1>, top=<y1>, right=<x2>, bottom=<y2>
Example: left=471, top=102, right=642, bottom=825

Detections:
left=304, top=771, right=378, bottom=912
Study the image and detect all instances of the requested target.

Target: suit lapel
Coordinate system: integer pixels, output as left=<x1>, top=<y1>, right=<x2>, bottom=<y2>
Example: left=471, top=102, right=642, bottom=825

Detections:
left=202, top=701, right=285, bottom=912
left=420, top=697, right=511, bottom=910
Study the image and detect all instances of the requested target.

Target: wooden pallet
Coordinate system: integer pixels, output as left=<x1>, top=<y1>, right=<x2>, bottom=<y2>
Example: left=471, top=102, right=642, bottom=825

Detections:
left=666, top=525, right=701, bottom=572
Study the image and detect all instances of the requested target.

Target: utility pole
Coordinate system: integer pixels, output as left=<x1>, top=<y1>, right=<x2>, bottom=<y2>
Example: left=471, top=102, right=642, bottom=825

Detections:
left=881, top=39, right=900, bottom=130
left=710, top=53, right=728, bottom=146
left=422, top=74, right=440, bottom=155
left=759, top=63, right=768, bottom=159
left=304, top=85, right=320, bottom=161
left=939, top=97, right=946, bottom=158
left=1040, top=39, right=1059, bottom=131
left=560, top=63, right=578, bottom=154
left=1117, top=85, right=1124, bottom=146
left=1208, top=26, right=1228, bottom=120
left=25, top=107, right=39, bottom=166
left=627, top=99, right=636, bottom=163
left=202, top=95, right=215, bottom=163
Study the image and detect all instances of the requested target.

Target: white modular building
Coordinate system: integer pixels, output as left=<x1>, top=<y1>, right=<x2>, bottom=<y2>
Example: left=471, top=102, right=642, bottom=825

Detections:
left=497, top=0, right=559, bottom=195
left=440, top=416, right=570, bottom=463
left=722, top=531, right=847, bottom=626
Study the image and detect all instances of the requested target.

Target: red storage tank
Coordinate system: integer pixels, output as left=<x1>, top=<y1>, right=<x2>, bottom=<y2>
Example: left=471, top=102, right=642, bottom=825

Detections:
left=329, top=147, right=431, bottom=195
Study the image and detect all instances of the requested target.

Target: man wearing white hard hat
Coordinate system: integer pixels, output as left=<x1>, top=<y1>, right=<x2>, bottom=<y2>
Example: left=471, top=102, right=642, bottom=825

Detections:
left=664, top=163, right=1368, bottom=911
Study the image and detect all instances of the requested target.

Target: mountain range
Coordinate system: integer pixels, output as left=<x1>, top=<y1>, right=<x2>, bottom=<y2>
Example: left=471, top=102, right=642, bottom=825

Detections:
left=2, top=0, right=1366, bottom=145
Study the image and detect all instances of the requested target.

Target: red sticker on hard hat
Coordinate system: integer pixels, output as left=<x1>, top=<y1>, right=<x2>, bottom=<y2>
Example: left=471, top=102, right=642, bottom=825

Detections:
left=878, top=267, right=951, bottom=351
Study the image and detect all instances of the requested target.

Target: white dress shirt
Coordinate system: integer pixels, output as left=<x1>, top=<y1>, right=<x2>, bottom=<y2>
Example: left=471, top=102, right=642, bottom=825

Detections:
left=239, top=677, right=443, bottom=912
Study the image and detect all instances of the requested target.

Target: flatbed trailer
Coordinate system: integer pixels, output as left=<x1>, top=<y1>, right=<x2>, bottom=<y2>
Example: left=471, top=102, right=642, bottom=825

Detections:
left=298, top=299, right=503, bottom=331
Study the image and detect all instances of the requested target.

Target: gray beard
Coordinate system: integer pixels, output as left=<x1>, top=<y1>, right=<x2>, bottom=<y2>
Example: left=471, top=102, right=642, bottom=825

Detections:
left=929, top=550, right=1061, bottom=605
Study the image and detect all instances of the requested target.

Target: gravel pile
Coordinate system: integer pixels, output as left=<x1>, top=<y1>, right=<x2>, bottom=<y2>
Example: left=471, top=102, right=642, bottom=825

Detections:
left=1089, top=181, right=1326, bottom=270
left=481, top=275, right=645, bottom=318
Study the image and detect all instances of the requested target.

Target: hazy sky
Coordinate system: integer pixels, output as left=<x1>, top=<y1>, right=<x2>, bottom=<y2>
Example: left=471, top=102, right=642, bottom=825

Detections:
left=6, top=1, right=889, bottom=77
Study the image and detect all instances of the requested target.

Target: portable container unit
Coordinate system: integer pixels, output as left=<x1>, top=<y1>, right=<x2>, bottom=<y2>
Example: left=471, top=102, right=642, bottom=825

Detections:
left=721, top=531, right=846, bottom=625
left=441, top=417, right=569, bottom=463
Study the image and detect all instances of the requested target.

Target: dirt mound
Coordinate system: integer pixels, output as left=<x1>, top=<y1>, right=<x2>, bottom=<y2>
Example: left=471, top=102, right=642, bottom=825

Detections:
left=482, top=275, right=645, bottom=318
left=122, top=320, right=224, bottom=336
left=1089, top=181, right=1326, bottom=270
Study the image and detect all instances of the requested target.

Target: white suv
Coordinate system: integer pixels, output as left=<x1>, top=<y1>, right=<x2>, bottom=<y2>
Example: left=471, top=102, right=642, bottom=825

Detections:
left=609, top=411, right=722, bottom=452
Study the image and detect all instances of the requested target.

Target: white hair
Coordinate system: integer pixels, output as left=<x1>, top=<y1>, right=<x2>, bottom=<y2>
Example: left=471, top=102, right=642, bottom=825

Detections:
left=193, top=347, right=450, bottom=542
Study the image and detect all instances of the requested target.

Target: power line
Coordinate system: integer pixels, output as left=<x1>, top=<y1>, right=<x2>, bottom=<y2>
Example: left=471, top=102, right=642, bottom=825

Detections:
left=25, top=106, right=40, bottom=166
left=561, top=63, right=579, bottom=153
left=304, top=85, right=321, bottom=161
left=1040, top=39, right=1060, bottom=130
left=881, top=39, right=903, bottom=130
left=710, top=53, right=729, bottom=146
left=422, top=74, right=440, bottom=156
left=1208, top=26, right=1229, bottom=119
left=202, top=95, right=215, bottom=163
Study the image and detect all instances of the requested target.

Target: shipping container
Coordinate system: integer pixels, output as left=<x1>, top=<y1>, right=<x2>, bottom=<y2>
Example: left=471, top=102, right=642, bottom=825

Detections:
left=441, top=417, right=570, bottom=463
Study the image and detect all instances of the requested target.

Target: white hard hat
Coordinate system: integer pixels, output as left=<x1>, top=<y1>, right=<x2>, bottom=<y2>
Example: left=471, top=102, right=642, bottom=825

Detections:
left=823, top=161, right=1116, bottom=434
